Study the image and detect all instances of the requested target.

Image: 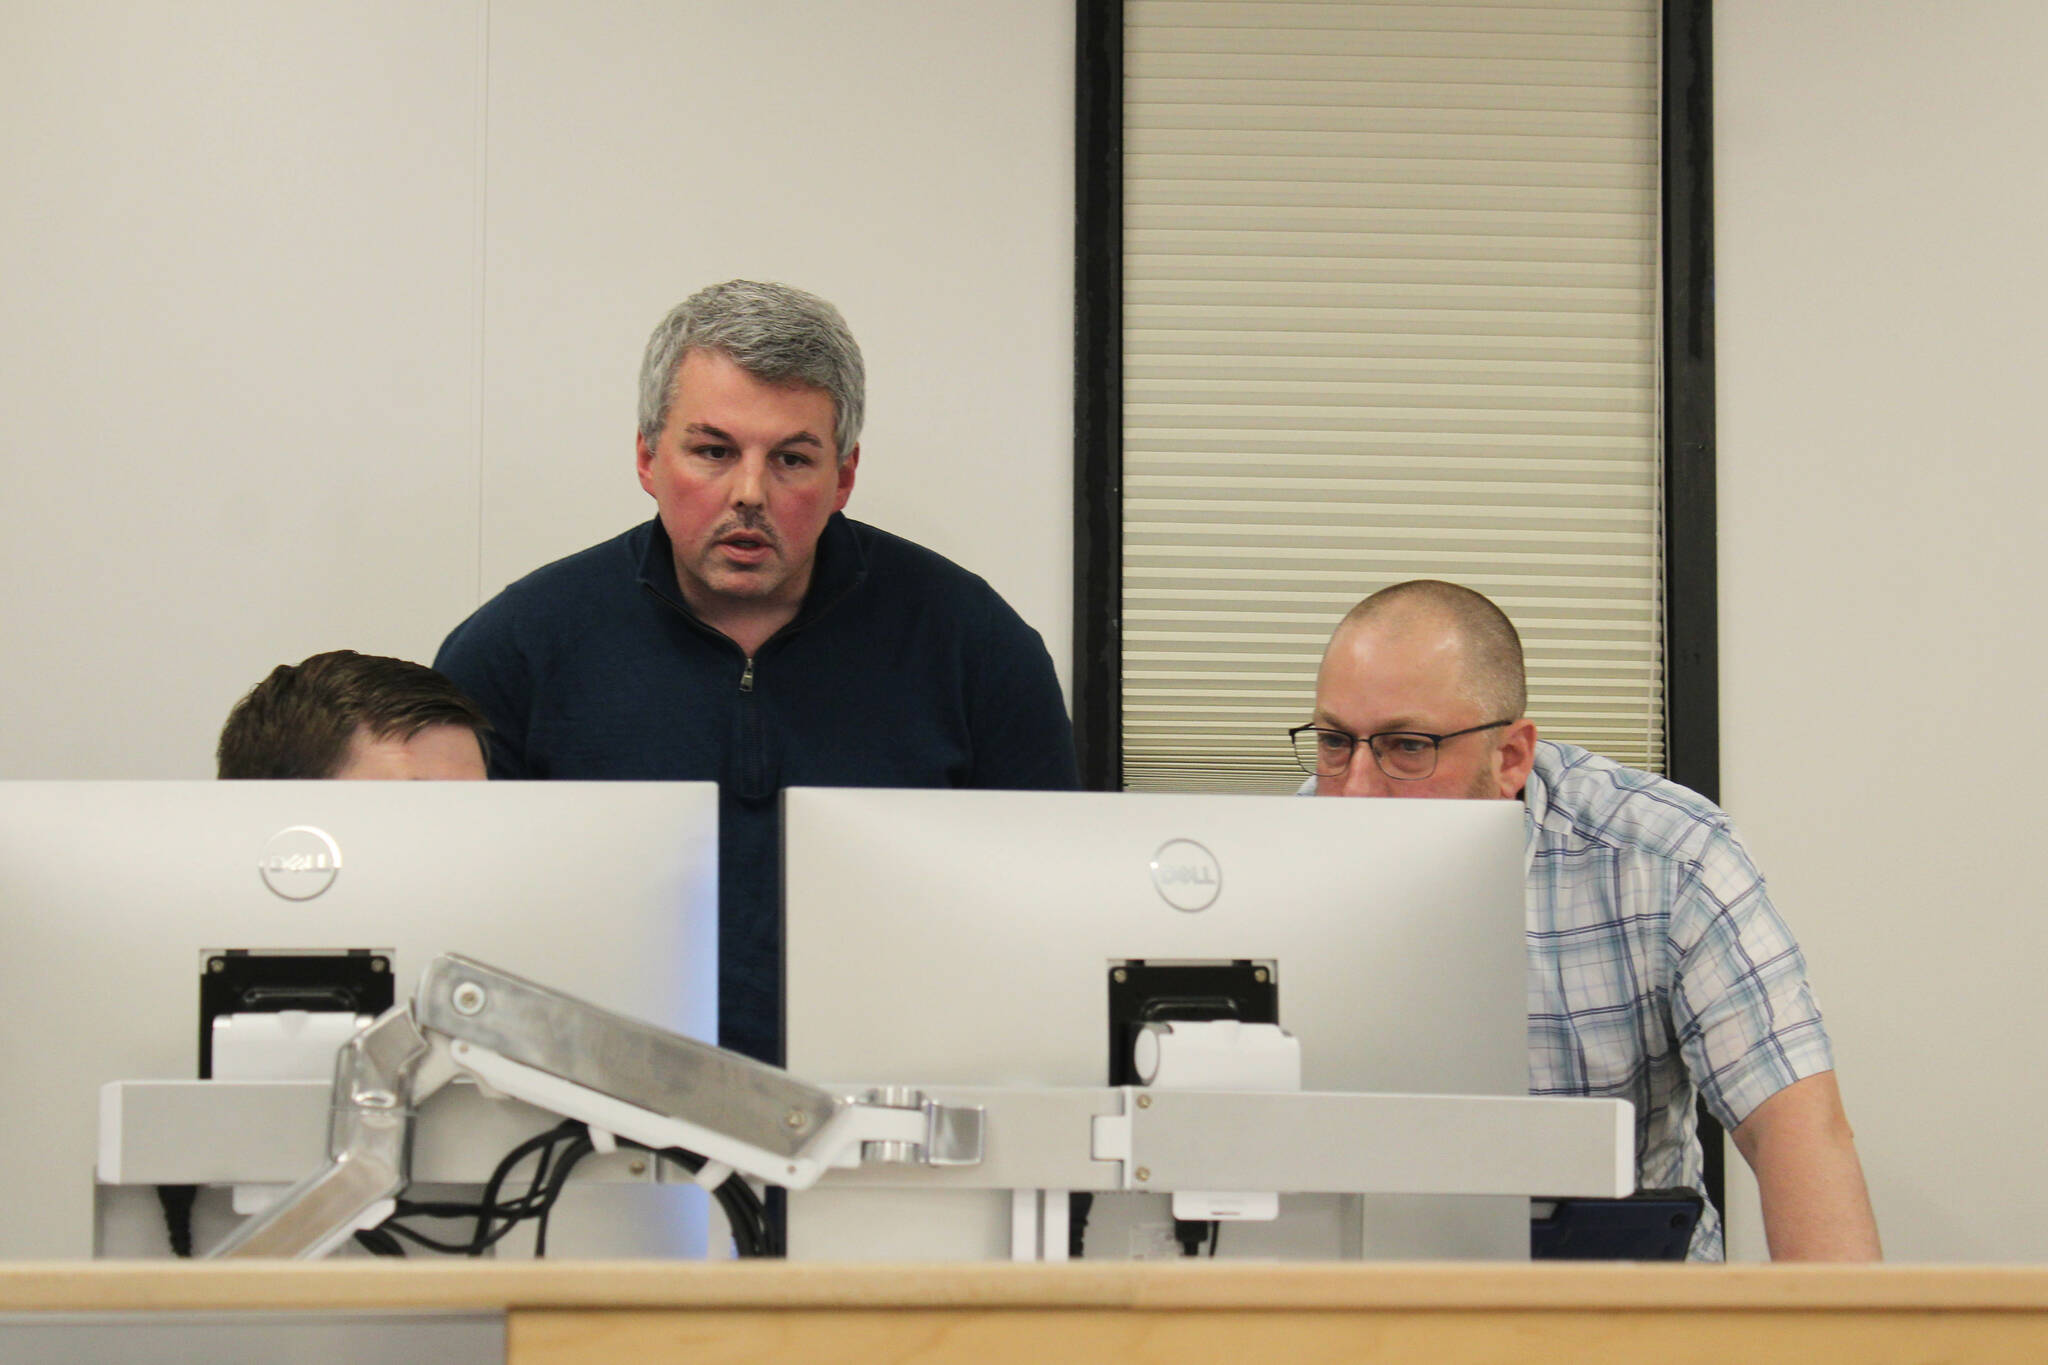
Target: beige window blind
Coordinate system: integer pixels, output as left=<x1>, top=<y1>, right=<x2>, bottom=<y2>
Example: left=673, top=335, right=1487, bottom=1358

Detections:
left=1122, top=0, right=1664, bottom=793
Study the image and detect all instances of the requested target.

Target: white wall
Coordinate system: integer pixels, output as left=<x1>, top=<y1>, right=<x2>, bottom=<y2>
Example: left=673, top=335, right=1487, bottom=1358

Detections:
left=1717, top=2, right=2048, bottom=1260
left=12, top=0, right=2045, bottom=1267
left=0, top=3, right=486, bottom=776
left=0, top=1, right=1075, bottom=780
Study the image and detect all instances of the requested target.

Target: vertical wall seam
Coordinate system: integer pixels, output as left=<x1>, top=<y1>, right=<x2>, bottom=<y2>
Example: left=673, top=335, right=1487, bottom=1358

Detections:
left=472, top=0, right=493, bottom=605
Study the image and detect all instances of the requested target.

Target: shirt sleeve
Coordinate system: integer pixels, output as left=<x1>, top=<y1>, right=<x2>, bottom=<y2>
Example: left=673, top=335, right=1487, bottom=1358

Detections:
left=1668, top=819, right=1835, bottom=1129
left=961, top=589, right=1081, bottom=792
left=434, top=600, right=537, bottom=780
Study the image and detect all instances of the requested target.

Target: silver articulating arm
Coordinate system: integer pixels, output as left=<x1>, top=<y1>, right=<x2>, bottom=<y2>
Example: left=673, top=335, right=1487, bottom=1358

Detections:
left=197, top=954, right=1631, bottom=1259
left=206, top=1004, right=440, bottom=1258
left=209, top=954, right=983, bottom=1258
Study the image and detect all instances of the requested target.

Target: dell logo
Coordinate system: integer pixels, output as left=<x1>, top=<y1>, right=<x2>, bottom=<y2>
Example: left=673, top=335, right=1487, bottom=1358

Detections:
left=260, top=825, right=342, bottom=901
left=1150, top=838, right=1222, bottom=913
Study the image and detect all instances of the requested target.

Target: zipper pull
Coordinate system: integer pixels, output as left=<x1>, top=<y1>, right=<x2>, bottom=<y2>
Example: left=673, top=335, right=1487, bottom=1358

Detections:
left=739, top=657, right=755, bottom=693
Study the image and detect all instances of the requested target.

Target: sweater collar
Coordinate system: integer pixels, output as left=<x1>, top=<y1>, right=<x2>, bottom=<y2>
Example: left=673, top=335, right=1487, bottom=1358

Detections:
left=635, top=511, right=869, bottom=632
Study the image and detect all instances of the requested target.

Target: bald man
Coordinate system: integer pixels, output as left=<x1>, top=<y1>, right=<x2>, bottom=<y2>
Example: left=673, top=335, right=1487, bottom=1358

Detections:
left=1297, top=580, right=1879, bottom=1261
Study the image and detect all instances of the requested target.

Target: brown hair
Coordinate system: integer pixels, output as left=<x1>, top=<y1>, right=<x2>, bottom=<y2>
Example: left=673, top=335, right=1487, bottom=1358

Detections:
left=216, top=651, right=491, bottom=779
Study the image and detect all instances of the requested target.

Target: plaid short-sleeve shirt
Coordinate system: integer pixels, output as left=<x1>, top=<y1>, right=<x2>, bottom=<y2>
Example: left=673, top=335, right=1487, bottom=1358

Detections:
left=1524, top=740, right=1834, bottom=1259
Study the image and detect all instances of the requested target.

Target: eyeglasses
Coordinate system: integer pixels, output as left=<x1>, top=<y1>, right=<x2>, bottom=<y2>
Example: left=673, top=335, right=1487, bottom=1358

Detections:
left=1287, top=719, right=1516, bottom=781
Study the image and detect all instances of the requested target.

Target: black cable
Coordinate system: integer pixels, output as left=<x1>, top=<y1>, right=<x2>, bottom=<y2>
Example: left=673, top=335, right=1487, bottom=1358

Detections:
left=718, top=1172, right=773, bottom=1257
left=353, top=1227, right=406, bottom=1257
left=651, top=1146, right=774, bottom=1258
left=372, top=1118, right=589, bottom=1255
left=737, top=1182, right=776, bottom=1257
left=391, top=1123, right=575, bottom=1216
left=357, top=1119, right=784, bottom=1259
left=530, top=1133, right=596, bottom=1257
left=156, top=1185, right=198, bottom=1258
left=378, top=1201, right=544, bottom=1256
left=1068, top=1192, right=1093, bottom=1259
left=470, top=1119, right=588, bottom=1251
left=718, top=1175, right=768, bottom=1256
left=708, top=1183, right=761, bottom=1256
left=480, top=1119, right=588, bottom=1252
left=381, top=1219, right=513, bottom=1255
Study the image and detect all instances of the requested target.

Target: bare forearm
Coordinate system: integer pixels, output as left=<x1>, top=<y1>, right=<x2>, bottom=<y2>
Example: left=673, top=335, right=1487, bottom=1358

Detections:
left=1753, top=1136, right=1882, bottom=1260
left=1733, top=1072, right=1882, bottom=1261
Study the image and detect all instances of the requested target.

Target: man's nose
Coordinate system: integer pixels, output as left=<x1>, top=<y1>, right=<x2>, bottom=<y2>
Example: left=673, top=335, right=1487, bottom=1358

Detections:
left=1330, top=752, right=1387, bottom=797
left=729, top=452, right=768, bottom=506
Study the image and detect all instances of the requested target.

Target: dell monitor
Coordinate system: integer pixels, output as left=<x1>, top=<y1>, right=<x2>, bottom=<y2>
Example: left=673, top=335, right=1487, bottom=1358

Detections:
left=0, top=780, right=717, bottom=1259
left=782, top=787, right=1531, bottom=1260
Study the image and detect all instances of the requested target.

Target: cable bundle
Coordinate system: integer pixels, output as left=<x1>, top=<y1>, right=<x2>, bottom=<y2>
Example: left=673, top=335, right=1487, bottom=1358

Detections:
left=351, top=1119, right=779, bottom=1258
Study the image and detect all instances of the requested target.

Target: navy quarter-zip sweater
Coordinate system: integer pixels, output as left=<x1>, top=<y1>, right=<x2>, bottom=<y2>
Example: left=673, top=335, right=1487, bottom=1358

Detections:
left=435, top=513, right=1080, bottom=1064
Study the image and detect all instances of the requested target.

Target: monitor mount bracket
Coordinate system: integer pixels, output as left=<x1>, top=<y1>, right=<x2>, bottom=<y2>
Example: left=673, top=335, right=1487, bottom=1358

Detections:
left=208, top=953, right=983, bottom=1258
left=199, top=953, right=1636, bottom=1259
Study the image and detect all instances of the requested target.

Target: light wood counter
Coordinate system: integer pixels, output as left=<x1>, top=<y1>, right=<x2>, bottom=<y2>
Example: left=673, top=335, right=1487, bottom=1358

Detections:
left=6, top=1261, right=2048, bottom=1363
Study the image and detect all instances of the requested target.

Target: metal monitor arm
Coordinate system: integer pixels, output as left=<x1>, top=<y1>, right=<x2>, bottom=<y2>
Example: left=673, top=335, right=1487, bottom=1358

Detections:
left=197, top=954, right=1635, bottom=1260
left=209, top=954, right=982, bottom=1259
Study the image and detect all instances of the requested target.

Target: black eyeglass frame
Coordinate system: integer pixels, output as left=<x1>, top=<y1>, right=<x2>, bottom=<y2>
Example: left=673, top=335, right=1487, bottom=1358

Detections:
left=1287, top=719, right=1519, bottom=781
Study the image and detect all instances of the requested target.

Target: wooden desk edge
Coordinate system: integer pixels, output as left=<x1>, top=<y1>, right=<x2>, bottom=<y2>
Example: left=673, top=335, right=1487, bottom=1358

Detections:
left=3, top=1262, right=2046, bottom=1315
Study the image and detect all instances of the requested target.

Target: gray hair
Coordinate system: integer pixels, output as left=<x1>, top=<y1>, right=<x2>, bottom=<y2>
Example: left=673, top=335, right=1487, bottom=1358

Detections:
left=637, top=280, right=865, bottom=461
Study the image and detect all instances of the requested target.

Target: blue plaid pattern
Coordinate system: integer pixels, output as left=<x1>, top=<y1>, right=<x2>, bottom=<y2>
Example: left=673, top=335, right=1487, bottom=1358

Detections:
left=1524, top=740, right=1833, bottom=1259
left=1300, top=740, right=1833, bottom=1259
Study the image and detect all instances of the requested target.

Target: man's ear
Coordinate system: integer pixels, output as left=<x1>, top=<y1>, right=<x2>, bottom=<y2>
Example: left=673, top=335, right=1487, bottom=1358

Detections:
left=1495, top=718, right=1539, bottom=799
left=834, top=446, right=859, bottom=511
left=635, top=432, right=656, bottom=496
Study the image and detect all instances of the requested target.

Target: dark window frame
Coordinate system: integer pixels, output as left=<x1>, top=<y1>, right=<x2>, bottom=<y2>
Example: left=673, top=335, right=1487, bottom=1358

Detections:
left=1072, top=0, right=1124, bottom=790
left=1072, top=0, right=1723, bottom=1221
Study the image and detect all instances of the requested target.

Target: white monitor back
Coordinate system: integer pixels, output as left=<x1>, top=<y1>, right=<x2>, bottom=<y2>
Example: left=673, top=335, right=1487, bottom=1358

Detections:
left=0, top=780, right=717, bottom=1259
left=783, top=788, right=1529, bottom=1260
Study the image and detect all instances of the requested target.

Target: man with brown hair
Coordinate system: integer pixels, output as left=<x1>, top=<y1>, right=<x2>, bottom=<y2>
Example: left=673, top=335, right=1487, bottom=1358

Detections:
left=1295, top=580, right=1879, bottom=1260
left=217, top=650, right=489, bottom=781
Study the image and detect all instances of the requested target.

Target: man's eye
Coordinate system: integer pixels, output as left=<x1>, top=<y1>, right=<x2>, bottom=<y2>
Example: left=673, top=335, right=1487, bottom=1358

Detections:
left=774, top=450, right=813, bottom=469
left=1384, top=736, right=1432, bottom=756
left=691, top=444, right=733, bottom=460
left=1316, top=731, right=1350, bottom=754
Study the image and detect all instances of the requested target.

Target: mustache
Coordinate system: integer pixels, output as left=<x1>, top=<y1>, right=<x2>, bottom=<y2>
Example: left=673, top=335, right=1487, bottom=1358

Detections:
left=712, top=511, right=780, bottom=550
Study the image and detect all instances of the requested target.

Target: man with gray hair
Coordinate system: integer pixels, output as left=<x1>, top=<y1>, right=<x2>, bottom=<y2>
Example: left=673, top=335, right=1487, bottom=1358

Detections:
left=436, top=281, right=1078, bottom=1066
left=1295, top=580, right=1880, bottom=1260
